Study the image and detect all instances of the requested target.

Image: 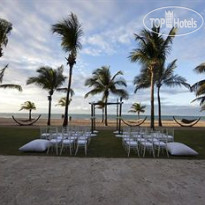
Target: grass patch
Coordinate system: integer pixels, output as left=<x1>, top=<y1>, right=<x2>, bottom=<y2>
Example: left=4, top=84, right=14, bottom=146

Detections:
left=175, top=129, right=205, bottom=159
left=0, top=127, right=204, bottom=159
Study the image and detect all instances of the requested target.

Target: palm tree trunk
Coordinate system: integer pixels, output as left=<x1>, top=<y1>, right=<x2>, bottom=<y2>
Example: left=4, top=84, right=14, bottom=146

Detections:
left=48, top=95, right=52, bottom=126
left=105, top=98, right=108, bottom=126
left=101, top=108, right=104, bottom=123
left=157, top=86, right=162, bottom=127
left=150, top=68, right=155, bottom=130
left=63, top=64, right=73, bottom=126
left=29, top=109, right=31, bottom=121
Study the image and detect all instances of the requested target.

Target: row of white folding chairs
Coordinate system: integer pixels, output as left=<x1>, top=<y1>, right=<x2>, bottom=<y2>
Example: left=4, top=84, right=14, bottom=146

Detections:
left=122, top=127, right=174, bottom=142
left=122, top=131, right=169, bottom=157
left=40, top=126, right=92, bottom=155
left=61, top=130, right=91, bottom=156
left=40, top=126, right=91, bottom=137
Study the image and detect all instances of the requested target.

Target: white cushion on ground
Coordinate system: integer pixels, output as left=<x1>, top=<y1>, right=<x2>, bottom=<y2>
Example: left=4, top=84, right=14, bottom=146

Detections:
left=115, top=134, right=123, bottom=138
left=167, top=142, right=198, bottom=156
left=19, top=139, right=50, bottom=152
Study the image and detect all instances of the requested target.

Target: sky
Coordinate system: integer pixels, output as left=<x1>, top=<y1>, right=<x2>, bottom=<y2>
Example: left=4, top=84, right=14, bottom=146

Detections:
left=0, top=0, right=205, bottom=117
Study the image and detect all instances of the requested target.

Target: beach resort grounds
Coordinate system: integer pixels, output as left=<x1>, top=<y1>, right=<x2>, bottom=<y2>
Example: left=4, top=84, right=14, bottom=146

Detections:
left=0, top=126, right=205, bottom=159
left=1, top=126, right=205, bottom=205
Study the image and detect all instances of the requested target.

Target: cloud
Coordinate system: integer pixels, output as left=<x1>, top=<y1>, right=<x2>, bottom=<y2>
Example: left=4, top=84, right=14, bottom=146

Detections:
left=81, top=17, right=143, bottom=56
left=0, top=0, right=205, bottom=115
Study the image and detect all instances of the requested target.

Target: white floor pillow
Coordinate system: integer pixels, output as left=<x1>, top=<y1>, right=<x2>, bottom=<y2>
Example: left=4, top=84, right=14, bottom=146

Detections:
left=19, top=139, right=51, bottom=152
left=167, top=142, right=198, bottom=156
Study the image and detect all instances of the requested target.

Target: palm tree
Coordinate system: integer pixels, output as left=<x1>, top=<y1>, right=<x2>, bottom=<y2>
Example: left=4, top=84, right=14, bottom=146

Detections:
left=0, top=19, right=22, bottom=98
left=0, top=64, right=22, bottom=91
left=84, top=66, right=128, bottom=126
left=27, top=66, right=66, bottom=125
left=56, top=97, right=67, bottom=107
left=19, top=101, right=36, bottom=121
left=56, top=88, right=74, bottom=107
left=129, top=26, right=177, bottom=129
left=52, top=13, right=83, bottom=126
left=0, top=18, right=12, bottom=58
left=155, top=59, right=189, bottom=126
left=191, top=62, right=205, bottom=110
left=133, top=60, right=189, bottom=126
left=129, top=103, right=146, bottom=120
left=0, top=19, right=22, bottom=93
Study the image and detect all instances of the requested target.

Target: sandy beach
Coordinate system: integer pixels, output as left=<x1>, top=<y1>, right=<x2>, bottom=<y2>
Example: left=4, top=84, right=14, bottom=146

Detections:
left=1, top=156, right=205, bottom=205
left=0, top=117, right=205, bottom=128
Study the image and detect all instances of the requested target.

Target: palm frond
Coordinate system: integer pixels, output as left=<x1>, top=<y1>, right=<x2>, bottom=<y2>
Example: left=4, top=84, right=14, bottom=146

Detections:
left=194, top=63, right=205, bottom=73
left=111, top=70, right=123, bottom=81
left=0, top=84, right=22, bottom=91
left=27, top=66, right=66, bottom=94
left=111, top=89, right=129, bottom=99
left=196, top=84, right=205, bottom=96
left=56, top=87, right=75, bottom=96
left=200, top=104, right=205, bottom=111
left=113, top=78, right=127, bottom=87
left=0, top=64, right=8, bottom=83
left=163, top=27, right=177, bottom=50
left=164, top=75, right=188, bottom=87
left=56, top=97, right=72, bottom=107
left=191, top=96, right=205, bottom=106
left=19, top=101, right=36, bottom=110
left=84, top=88, right=102, bottom=98
left=133, top=71, right=150, bottom=93
left=0, top=18, right=12, bottom=57
left=52, top=13, right=83, bottom=53
left=191, top=80, right=205, bottom=92
left=96, top=100, right=105, bottom=109
left=128, top=109, right=137, bottom=113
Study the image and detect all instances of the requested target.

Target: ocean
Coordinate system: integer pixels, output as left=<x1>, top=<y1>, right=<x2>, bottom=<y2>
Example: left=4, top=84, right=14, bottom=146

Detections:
left=0, top=112, right=204, bottom=121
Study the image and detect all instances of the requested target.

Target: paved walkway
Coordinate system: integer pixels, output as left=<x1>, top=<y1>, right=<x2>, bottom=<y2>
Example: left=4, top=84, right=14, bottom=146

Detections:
left=1, top=156, right=205, bottom=205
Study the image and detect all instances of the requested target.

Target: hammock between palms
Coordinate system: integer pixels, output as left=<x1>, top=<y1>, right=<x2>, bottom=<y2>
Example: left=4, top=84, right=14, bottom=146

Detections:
left=12, top=115, right=41, bottom=126
left=121, top=116, right=147, bottom=127
left=173, top=116, right=201, bottom=127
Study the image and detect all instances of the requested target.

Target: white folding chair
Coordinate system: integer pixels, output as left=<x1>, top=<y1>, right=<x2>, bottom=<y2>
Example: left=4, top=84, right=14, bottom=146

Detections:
left=40, top=126, right=49, bottom=139
left=166, top=128, right=174, bottom=142
left=75, top=131, right=89, bottom=156
left=153, top=132, right=169, bottom=157
left=124, top=133, right=140, bottom=157
left=60, top=131, right=74, bottom=155
left=140, top=132, right=155, bottom=157
left=47, top=127, right=61, bottom=155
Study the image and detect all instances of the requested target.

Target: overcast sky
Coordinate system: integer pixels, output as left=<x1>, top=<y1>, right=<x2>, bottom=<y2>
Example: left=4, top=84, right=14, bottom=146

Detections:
left=0, top=0, right=205, bottom=116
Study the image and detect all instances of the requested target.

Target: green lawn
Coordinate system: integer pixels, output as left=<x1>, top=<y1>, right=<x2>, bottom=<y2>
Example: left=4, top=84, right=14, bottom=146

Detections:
left=0, top=127, right=204, bottom=159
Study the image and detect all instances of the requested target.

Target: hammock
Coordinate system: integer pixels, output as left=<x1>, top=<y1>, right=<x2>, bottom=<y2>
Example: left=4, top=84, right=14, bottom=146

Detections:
left=121, top=116, right=147, bottom=127
left=173, top=116, right=201, bottom=127
left=12, top=115, right=41, bottom=126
